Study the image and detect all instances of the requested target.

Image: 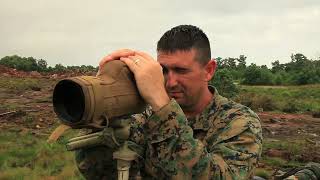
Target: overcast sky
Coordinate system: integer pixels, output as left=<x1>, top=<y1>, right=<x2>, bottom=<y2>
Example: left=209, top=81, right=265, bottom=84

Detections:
left=1, top=0, right=319, bottom=67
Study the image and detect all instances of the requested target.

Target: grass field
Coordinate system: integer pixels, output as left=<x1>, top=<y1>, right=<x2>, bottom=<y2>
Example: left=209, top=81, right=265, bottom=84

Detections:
left=0, top=129, right=83, bottom=180
left=234, top=84, right=320, bottom=113
left=1, top=128, right=318, bottom=179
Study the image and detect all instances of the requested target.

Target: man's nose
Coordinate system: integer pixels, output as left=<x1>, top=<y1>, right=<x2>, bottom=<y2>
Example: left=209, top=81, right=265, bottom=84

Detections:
left=165, top=71, right=178, bottom=88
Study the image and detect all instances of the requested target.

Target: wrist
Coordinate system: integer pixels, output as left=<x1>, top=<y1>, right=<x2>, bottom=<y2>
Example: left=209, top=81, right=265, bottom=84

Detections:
left=150, top=93, right=170, bottom=112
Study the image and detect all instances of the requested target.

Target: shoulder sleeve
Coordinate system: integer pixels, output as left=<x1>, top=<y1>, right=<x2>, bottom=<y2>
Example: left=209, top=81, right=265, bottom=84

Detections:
left=206, top=108, right=263, bottom=179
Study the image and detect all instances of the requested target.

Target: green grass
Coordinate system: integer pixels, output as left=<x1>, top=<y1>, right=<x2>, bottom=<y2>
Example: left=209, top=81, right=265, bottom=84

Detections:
left=263, top=139, right=304, bottom=155
left=0, top=131, right=309, bottom=179
left=261, top=138, right=310, bottom=170
left=262, top=157, right=303, bottom=169
left=0, top=77, right=56, bottom=93
left=0, top=129, right=84, bottom=180
left=0, top=103, right=21, bottom=111
left=234, top=84, right=320, bottom=112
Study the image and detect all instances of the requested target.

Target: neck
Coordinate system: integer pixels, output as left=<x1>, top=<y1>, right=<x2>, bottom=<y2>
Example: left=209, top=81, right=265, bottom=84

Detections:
left=183, top=88, right=213, bottom=118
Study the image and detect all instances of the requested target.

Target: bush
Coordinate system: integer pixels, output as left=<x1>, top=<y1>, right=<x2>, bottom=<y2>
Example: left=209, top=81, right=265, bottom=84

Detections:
left=282, top=101, right=299, bottom=113
left=0, top=55, right=98, bottom=74
left=234, top=93, right=277, bottom=111
left=0, top=55, right=39, bottom=72
left=253, top=95, right=277, bottom=111
left=210, top=69, right=239, bottom=98
left=241, top=64, right=274, bottom=85
left=233, top=92, right=254, bottom=107
left=312, top=112, right=320, bottom=118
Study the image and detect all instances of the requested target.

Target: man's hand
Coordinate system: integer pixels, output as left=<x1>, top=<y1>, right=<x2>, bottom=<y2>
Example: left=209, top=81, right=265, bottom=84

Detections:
left=120, top=51, right=170, bottom=111
left=98, top=50, right=170, bottom=111
left=97, top=49, right=135, bottom=76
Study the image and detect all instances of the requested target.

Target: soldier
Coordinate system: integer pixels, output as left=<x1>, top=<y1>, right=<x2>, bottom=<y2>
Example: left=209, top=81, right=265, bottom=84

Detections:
left=76, top=25, right=263, bottom=179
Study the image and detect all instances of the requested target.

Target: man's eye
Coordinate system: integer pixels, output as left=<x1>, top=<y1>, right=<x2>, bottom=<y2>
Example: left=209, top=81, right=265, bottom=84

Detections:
left=175, top=68, right=188, bottom=74
left=162, top=67, right=168, bottom=74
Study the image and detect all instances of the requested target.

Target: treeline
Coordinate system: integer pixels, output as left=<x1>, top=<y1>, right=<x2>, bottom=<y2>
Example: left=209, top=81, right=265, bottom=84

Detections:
left=208, top=53, right=320, bottom=98
left=0, top=55, right=97, bottom=73
left=213, top=53, right=320, bottom=85
left=1, top=53, right=320, bottom=85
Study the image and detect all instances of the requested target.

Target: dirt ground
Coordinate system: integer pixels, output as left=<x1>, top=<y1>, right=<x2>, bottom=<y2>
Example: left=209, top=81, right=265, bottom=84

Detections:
left=259, top=111, right=320, bottom=165
left=0, top=86, right=56, bottom=133
left=260, top=112, right=320, bottom=140
left=0, top=65, right=94, bottom=133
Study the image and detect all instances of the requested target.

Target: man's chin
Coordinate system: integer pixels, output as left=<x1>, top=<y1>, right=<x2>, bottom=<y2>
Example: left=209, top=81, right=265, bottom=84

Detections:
left=173, top=98, right=187, bottom=107
left=172, top=97, right=194, bottom=110
left=168, top=94, right=188, bottom=105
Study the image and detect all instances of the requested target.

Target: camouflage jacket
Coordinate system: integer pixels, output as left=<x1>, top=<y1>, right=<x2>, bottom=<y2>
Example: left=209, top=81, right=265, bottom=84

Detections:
left=273, top=162, right=320, bottom=180
left=127, top=86, right=263, bottom=179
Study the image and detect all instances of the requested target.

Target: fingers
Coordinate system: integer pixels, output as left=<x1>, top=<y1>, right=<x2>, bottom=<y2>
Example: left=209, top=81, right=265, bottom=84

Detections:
left=128, top=54, right=147, bottom=64
left=97, top=50, right=154, bottom=77
left=98, top=49, right=135, bottom=69
left=119, top=57, right=138, bottom=74
left=99, top=55, right=112, bottom=67
left=135, top=51, right=154, bottom=61
left=109, top=49, right=135, bottom=60
left=119, top=54, right=148, bottom=74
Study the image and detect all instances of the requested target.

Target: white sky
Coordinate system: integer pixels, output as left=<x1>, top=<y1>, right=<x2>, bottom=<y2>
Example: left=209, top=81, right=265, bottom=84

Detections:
left=1, top=0, right=319, bottom=67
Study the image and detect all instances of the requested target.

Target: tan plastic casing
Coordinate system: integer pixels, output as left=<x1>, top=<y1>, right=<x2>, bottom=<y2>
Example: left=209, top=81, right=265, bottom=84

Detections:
left=53, top=61, right=146, bottom=129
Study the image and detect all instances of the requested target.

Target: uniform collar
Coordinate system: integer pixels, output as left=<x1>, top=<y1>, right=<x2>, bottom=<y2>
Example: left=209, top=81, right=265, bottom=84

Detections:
left=188, top=85, right=219, bottom=130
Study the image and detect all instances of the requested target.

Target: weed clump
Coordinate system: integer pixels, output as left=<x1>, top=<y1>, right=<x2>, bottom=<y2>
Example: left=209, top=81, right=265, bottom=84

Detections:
left=235, top=85, right=320, bottom=113
left=312, top=112, right=320, bottom=118
left=234, top=93, right=277, bottom=111
left=282, top=101, right=299, bottom=113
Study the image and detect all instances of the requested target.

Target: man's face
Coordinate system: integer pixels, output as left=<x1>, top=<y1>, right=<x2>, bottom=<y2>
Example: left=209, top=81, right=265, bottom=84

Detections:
left=157, top=49, right=213, bottom=109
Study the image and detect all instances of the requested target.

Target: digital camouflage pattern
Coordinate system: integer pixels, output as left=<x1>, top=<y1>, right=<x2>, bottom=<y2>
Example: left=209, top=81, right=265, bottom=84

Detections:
left=76, top=87, right=263, bottom=179
left=275, top=162, right=320, bottom=180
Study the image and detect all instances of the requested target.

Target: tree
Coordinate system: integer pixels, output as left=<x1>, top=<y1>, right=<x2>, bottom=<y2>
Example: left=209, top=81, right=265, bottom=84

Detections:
left=215, top=57, right=223, bottom=67
left=242, top=64, right=274, bottom=85
left=285, top=53, right=310, bottom=72
left=37, top=59, right=48, bottom=72
left=210, top=69, right=239, bottom=98
left=24, top=57, right=38, bottom=71
left=54, top=64, right=67, bottom=72
left=291, top=69, right=320, bottom=85
left=237, top=55, right=247, bottom=70
left=0, top=55, right=38, bottom=71
left=271, top=60, right=285, bottom=73
left=0, top=55, right=21, bottom=68
left=284, top=53, right=320, bottom=84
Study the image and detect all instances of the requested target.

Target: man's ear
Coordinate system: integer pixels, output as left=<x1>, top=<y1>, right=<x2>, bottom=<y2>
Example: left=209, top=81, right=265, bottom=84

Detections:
left=204, top=59, right=217, bottom=81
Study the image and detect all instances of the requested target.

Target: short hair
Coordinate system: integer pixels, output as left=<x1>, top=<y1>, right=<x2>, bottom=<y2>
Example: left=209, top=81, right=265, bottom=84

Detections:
left=157, top=25, right=211, bottom=65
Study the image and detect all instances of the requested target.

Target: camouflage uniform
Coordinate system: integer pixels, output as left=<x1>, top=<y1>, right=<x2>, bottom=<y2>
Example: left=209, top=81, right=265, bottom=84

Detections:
left=76, top=86, right=263, bottom=179
left=274, top=162, right=320, bottom=180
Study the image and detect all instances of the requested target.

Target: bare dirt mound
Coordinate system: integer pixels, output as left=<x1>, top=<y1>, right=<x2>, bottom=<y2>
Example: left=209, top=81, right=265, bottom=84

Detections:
left=0, top=65, right=96, bottom=78
left=0, top=66, right=93, bottom=135
left=259, top=112, right=320, bottom=139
